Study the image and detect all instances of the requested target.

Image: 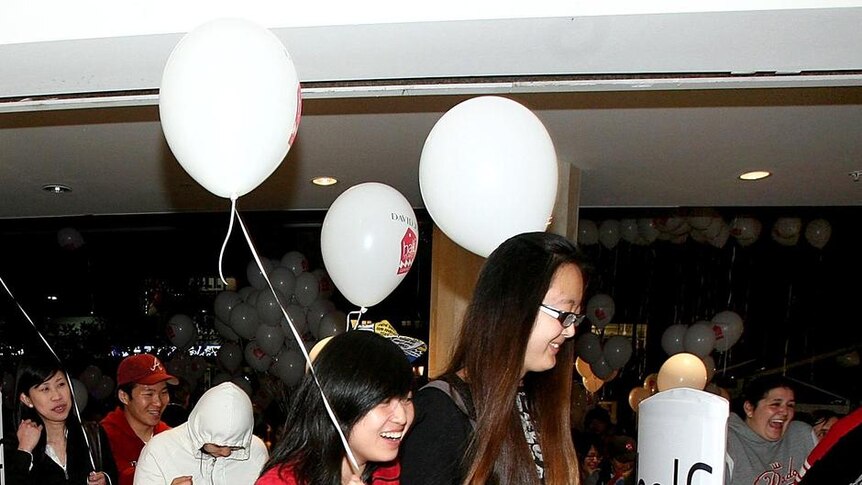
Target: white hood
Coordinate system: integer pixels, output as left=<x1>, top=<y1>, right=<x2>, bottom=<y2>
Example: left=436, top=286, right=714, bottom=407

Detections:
left=133, top=382, right=268, bottom=485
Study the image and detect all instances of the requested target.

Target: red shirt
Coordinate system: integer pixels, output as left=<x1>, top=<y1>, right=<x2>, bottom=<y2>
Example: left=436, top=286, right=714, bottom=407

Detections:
left=100, top=406, right=171, bottom=485
left=256, top=462, right=401, bottom=485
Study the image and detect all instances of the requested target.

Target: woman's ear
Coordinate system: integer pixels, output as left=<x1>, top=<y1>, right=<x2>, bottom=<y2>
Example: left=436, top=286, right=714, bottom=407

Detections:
left=19, top=393, right=34, bottom=408
left=743, top=401, right=754, bottom=419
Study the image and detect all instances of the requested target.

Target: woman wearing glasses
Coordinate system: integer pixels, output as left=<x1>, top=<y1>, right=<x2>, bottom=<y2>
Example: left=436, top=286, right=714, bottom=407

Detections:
left=133, top=382, right=268, bottom=485
left=401, top=231, right=590, bottom=485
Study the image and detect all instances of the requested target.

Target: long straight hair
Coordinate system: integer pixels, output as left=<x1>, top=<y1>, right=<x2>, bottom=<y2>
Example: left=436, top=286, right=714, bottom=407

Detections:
left=261, top=330, right=414, bottom=485
left=14, top=359, right=83, bottom=454
left=443, top=231, right=588, bottom=485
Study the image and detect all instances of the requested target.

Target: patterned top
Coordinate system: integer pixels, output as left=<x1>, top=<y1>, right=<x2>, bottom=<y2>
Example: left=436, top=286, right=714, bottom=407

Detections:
left=516, top=389, right=545, bottom=482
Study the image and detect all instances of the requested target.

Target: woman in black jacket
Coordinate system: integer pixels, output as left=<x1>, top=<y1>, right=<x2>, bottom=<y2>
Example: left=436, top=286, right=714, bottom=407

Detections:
left=4, top=358, right=118, bottom=485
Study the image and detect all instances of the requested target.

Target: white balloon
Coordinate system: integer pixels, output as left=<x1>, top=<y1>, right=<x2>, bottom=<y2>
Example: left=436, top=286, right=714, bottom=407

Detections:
left=229, top=302, right=260, bottom=340
left=586, top=294, right=615, bottom=329
left=620, top=218, right=639, bottom=244
left=306, top=299, right=336, bottom=334
left=598, top=220, right=621, bottom=250
left=166, top=314, right=196, bottom=348
left=661, top=324, right=688, bottom=356
left=419, top=96, right=558, bottom=258
left=159, top=18, right=301, bottom=199
left=57, top=227, right=85, bottom=250
left=268, top=266, right=297, bottom=297
left=280, top=251, right=309, bottom=276
left=683, top=321, right=716, bottom=358
left=804, top=219, right=832, bottom=249
left=657, top=353, right=708, bottom=391
left=575, top=333, right=603, bottom=365
left=218, top=342, right=243, bottom=373
left=256, top=289, right=286, bottom=326
left=702, top=354, right=717, bottom=383
left=244, top=340, right=273, bottom=372
left=273, top=349, right=305, bottom=386
left=312, top=269, right=334, bottom=299
left=321, top=182, right=418, bottom=308
left=246, top=258, right=275, bottom=290
left=730, top=217, right=762, bottom=247
left=603, top=335, right=633, bottom=370
left=280, top=304, right=309, bottom=340
left=711, top=310, right=744, bottom=352
left=294, top=271, right=320, bottom=307
left=590, top=357, right=614, bottom=380
left=638, top=218, right=660, bottom=244
left=71, top=378, right=88, bottom=411
left=255, top=324, right=284, bottom=356
left=316, top=310, right=347, bottom=339
left=214, top=290, right=243, bottom=323
left=577, top=219, right=599, bottom=246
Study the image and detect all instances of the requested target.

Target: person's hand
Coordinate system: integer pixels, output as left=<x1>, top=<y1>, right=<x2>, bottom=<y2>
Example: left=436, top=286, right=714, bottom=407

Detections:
left=87, top=471, right=108, bottom=485
left=346, top=474, right=366, bottom=485
left=16, top=419, right=43, bottom=452
left=170, top=476, right=193, bottom=485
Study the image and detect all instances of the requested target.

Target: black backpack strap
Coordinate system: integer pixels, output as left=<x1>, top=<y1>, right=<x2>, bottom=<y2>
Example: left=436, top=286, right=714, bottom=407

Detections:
left=422, top=378, right=477, bottom=429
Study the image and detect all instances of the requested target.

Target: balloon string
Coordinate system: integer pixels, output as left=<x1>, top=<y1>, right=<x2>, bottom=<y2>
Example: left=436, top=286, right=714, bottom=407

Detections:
left=218, top=197, right=239, bottom=286
left=346, top=307, right=367, bottom=331
left=233, top=211, right=360, bottom=473
left=0, top=274, right=97, bottom=471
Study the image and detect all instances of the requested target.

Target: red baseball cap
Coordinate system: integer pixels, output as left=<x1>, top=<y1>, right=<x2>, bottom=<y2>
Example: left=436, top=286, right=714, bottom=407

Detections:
left=117, top=354, right=179, bottom=387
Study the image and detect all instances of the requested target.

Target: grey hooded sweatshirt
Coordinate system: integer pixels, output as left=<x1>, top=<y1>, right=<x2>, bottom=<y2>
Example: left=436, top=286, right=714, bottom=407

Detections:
left=725, top=413, right=815, bottom=485
left=134, top=382, right=268, bottom=485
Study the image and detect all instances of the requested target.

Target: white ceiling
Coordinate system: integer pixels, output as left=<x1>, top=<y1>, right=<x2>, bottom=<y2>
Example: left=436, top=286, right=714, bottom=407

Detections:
left=2, top=3, right=862, bottom=220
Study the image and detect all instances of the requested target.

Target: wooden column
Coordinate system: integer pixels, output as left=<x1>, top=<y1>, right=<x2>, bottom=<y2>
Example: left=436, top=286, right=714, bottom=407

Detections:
left=426, top=162, right=581, bottom=376
left=427, top=227, right=485, bottom=377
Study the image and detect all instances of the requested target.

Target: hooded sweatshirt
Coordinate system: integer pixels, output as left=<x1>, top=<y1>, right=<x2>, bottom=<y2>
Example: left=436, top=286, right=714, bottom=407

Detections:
left=725, top=413, right=815, bottom=485
left=133, top=382, right=268, bottom=485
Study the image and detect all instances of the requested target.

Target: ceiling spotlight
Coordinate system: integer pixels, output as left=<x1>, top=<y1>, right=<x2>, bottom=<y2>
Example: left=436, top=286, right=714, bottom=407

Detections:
left=738, top=171, right=771, bottom=181
left=312, top=176, right=338, bottom=186
left=42, top=184, right=72, bottom=194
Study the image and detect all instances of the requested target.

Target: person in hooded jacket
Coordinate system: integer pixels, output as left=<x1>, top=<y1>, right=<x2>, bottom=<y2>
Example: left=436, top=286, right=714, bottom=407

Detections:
left=725, top=375, right=815, bottom=485
left=133, top=382, right=268, bottom=485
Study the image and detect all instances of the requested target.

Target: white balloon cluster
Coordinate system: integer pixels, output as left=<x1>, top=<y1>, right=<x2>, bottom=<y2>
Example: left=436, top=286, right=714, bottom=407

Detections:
left=573, top=294, right=633, bottom=392
left=213, top=251, right=344, bottom=387
left=578, top=214, right=832, bottom=249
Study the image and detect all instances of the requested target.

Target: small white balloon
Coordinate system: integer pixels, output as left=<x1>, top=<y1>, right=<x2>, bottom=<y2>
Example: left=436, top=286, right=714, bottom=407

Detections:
left=294, top=272, right=320, bottom=307
left=218, top=342, right=243, bottom=373
left=577, top=220, right=599, bottom=246
left=603, top=335, right=633, bottom=369
left=246, top=259, right=275, bottom=290
left=804, top=218, right=832, bottom=249
left=316, top=310, right=347, bottom=339
left=712, top=311, right=744, bottom=352
left=255, top=324, right=285, bottom=356
left=598, top=220, right=621, bottom=250
left=586, top=294, right=615, bottom=329
left=269, top=266, right=297, bottom=297
left=280, top=251, right=309, bottom=276
left=661, top=324, right=688, bottom=356
left=244, top=340, right=273, bottom=372
left=229, top=302, right=260, bottom=340
left=575, top=333, right=603, bottom=365
left=683, top=321, right=716, bottom=358
left=214, top=291, right=243, bottom=323
left=166, top=314, right=196, bottom=348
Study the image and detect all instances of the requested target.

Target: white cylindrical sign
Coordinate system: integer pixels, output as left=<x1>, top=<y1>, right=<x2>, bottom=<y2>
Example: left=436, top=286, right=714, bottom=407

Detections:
left=638, top=388, right=729, bottom=485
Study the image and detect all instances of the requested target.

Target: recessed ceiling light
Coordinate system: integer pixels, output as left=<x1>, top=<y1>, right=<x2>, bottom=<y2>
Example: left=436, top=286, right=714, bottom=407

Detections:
left=42, top=184, right=72, bottom=193
left=738, top=171, right=771, bottom=181
left=312, top=176, right=338, bottom=186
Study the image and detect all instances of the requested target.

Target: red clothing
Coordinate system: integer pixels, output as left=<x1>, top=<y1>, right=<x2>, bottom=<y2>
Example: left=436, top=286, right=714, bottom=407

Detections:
left=255, top=462, right=401, bottom=485
left=100, top=406, right=171, bottom=485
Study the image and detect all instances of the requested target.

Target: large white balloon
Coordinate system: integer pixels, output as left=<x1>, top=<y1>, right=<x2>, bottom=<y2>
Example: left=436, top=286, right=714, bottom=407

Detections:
left=321, top=182, right=418, bottom=308
left=419, top=96, right=558, bottom=258
left=657, top=353, right=708, bottom=391
left=603, top=335, right=633, bottom=369
left=575, top=333, right=603, bottom=365
left=214, top=291, right=243, bottom=323
left=577, top=220, right=599, bottom=246
left=159, top=18, right=301, bottom=199
left=598, top=220, right=621, bottom=250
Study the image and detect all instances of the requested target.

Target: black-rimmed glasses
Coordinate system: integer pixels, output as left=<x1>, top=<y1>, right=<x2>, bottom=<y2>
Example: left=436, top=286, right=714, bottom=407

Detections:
left=539, top=304, right=586, bottom=328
